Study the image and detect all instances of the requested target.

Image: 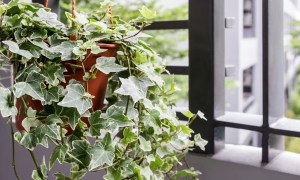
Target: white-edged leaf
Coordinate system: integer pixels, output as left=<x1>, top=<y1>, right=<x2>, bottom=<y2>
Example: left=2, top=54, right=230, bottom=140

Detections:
left=95, top=57, right=126, bottom=74
left=58, top=84, right=92, bottom=114
left=0, top=87, right=17, bottom=117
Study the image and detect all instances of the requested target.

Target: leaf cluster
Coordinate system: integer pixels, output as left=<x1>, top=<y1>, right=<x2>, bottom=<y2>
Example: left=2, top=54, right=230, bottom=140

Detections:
left=0, top=0, right=207, bottom=179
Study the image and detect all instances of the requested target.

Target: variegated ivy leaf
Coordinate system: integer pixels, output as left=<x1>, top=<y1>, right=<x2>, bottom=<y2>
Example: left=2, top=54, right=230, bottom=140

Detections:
left=58, top=84, right=93, bottom=115
left=120, top=127, right=138, bottom=146
left=43, top=86, right=60, bottom=105
left=139, top=6, right=156, bottom=19
left=70, top=140, right=90, bottom=168
left=103, top=167, right=123, bottom=180
left=49, top=41, right=78, bottom=61
left=41, top=64, right=61, bottom=85
left=56, top=107, right=80, bottom=130
left=22, top=107, right=41, bottom=132
left=141, top=110, right=162, bottom=135
left=14, top=131, right=37, bottom=151
left=88, top=141, right=115, bottom=171
left=33, top=9, right=65, bottom=29
left=14, top=71, right=46, bottom=101
left=49, top=144, right=68, bottom=169
left=34, top=123, right=61, bottom=144
left=115, top=76, right=153, bottom=104
left=2, top=40, right=33, bottom=59
left=88, top=111, right=102, bottom=136
left=0, top=87, right=17, bottom=117
left=194, top=134, right=208, bottom=151
left=197, top=110, right=207, bottom=121
left=95, top=57, right=127, bottom=75
left=138, top=136, right=151, bottom=152
left=91, top=45, right=107, bottom=54
left=137, top=63, right=164, bottom=87
left=100, top=105, right=134, bottom=132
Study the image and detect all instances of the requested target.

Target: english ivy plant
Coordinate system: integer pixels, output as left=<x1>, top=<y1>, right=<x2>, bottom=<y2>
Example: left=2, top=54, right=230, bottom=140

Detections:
left=0, top=0, right=208, bottom=179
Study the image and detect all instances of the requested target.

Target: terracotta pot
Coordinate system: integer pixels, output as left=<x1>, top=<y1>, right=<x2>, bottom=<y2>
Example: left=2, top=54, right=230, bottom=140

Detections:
left=16, top=44, right=118, bottom=132
left=63, top=44, right=118, bottom=126
left=15, top=97, right=43, bottom=131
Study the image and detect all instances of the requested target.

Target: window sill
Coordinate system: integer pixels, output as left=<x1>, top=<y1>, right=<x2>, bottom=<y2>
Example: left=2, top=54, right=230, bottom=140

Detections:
left=203, top=144, right=300, bottom=177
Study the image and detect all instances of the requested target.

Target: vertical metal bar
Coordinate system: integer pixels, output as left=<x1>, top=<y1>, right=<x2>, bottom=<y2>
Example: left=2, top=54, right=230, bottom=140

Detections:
left=262, top=0, right=269, bottom=163
left=189, top=0, right=215, bottom=153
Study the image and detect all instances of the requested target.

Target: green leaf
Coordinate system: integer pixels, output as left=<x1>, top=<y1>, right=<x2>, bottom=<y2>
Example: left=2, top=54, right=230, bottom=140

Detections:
left=100, top=105, right=134, bottom=131
left=32, top=170, right=43, bottom=180
left=149, top=155, right=163, bottom=171
left=2, top=40, right=33, bottom=59
left=41, top=64, right=61, bottom=85
left=0, top=87, right=17, bottom=117
left=88, top=141, right=115, bottom=171
left=115, top=76, right=153, bottom=103
left=58, top=84, right=93, bottom=114
left=139, top=6, right=156, bottom=19
left=2, top=40, right=19, bottom=53
left=156, top=145, right=172, bottom=158
left=95, top=57, right=126, bottom=74
left=88, top=110, right=102, bottom=136
left=48, top=33, right=68, bottom=46
left=59, top=107, right=81, bottom=130
left=49, top=41, right=78, bottom=61
left=45, top=114, right=63, bottom=125
left=70, top=140, right=90, bottom=167
left=70, top=164, right=86, bottom=180
left=30, top=28, right=48, bottom=39
left=16, top=132, right=37, bottom=151
left=43, top=86, right=60, bottom=105
left=14, top=71, right=45, bottom=101
left=101, top=132, right=114, bottom=151
left=170, top=169, right=201, bottom=179
left=49, top=144, right=68, bottom=169
left=73, top=11, right=89, bottom=25
left=120, top=127, right=138, bottom=145
left=141, top=110, right=162, bottom=135
left=140, top=166, right=152, bottom=180
left=181, top=111, right=194, bottom=119
left=138, top=136, right=151, bottom=152
left=194, top=134, right=208, bottom=151
left=91, top=45, right=107, bottom=54
left=178, top=124, right=194, bottom=137
left=53, top=173, right=72, bottom=180
left=103, top=167, right=123, bottom=180
left=22, top=107, right=41, bottom=132
left=35, top=123, right=60, bottom=142
left=137, top=63, right=164, bottom=87
left=41, top=156, right=48, bottom=178
left=33, top=9, right=65, bottom=29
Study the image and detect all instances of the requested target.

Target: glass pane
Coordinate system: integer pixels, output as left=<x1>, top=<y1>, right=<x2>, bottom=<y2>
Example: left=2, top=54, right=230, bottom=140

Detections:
left=145, top=30, right=188, bottom=66
left=284, top=0, right=300, bottom=120
left=224, top=0, right=262, bottom=115
left=59, top=0, right=188, bottom=22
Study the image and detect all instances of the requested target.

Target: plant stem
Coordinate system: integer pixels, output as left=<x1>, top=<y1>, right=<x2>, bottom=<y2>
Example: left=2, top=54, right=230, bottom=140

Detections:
left=9, top=117, right=21, bottom=180
left=60, top=126, right=64, bottom=145
left=125, top=96, right=130, bottom=115
left=28, top=150, right=44, bottom=179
